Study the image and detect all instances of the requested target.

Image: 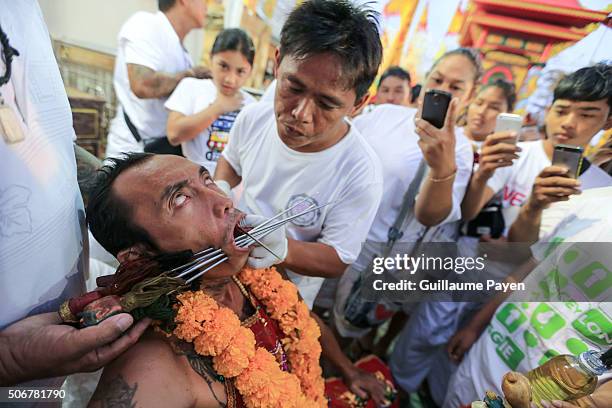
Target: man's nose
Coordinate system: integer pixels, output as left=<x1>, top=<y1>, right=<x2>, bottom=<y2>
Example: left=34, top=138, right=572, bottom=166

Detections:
left=561, top=112, right=578, bottom=130
left=291, top=97, right=314, bottom=124
left=211, top=192, right=233, bottom=218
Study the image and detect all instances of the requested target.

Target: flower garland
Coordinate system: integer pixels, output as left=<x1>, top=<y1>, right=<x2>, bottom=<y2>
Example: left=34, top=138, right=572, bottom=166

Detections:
left=173, top=266, right=326, bottom=408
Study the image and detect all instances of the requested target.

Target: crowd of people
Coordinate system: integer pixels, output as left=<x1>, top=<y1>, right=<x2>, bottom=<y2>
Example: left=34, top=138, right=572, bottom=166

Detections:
left=1, top=0, right=611, bottom=407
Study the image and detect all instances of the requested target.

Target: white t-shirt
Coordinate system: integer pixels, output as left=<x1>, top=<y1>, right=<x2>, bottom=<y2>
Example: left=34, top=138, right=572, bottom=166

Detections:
left=260, top=79, right=276, bottom=103
left=351, top=104, right=474, bottom=244
left=443, top=187, right=612, bottom=407
left=106, top=11, right=193, bottom=158
left=222, top=102, right=383, bottom=307
left=0, top=0, right=85, bottom=330
left=486, top=140, right=550, bottom=228
left=165, top=78, right=256, bottom=175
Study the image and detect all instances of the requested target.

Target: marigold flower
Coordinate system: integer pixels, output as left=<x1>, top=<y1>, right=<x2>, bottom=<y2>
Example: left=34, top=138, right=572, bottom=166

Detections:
left=194, top=307, right=241, bottom=356
left=214, top=327, right=255, bottom=377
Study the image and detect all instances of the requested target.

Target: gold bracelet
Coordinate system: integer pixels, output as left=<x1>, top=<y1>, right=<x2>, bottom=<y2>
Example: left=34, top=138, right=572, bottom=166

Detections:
left=429, top=169, right=457, bottom=183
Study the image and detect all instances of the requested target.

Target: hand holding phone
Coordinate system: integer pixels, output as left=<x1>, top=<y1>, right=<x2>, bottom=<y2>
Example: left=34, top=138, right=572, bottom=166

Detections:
left=527, top=147, right=583, bottom=211
left=494, top=113, right=522, bottom=144
left=415, top=90, right=457, bottom=179
left=477, top=131, right=522, bottom=179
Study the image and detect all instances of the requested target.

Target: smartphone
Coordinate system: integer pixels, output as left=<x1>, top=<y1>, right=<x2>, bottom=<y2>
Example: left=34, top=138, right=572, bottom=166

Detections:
left=422, top=90, right=452, bottom=129
left=552, top=144, right=584, bottom=179
left=495, top=113, right=523, bottom=143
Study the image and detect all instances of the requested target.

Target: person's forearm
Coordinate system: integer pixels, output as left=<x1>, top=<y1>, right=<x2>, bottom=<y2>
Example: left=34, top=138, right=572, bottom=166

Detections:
left=415, top=176, right=454, bottom=226
left=282, top=239, right=347, bottom=278
left=167, top=106, right=223, bottom=146
left=508, top=205, right=542, bottom=243
left=461, top=171, right=492, bottom=221
left=312, top=314, right=353, bottom=378
left=213, top=157, right=242, bottom=188
left=127, top=64, right=191, bottom=99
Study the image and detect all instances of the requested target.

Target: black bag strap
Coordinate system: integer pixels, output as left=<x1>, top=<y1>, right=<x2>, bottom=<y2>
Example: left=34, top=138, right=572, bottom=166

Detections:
left=123, top=110, right=142, bottom=143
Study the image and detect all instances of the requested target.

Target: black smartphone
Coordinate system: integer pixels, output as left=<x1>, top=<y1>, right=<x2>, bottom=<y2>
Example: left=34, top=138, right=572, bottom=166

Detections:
left=552, top=144, right=584, bottom=179
left=421, top=89, right=452, bottom=129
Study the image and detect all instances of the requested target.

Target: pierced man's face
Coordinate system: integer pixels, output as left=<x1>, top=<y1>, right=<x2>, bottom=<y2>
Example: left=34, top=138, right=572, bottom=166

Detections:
left=113, top=155, right=248, bottom=260
left=545, top=98, right=612, bottom=148
left=273, top=52, right=368, bottom=153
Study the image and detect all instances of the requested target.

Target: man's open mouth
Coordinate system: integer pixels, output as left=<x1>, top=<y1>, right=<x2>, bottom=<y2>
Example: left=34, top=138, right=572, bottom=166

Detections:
left=229, top=211, right=249, bottom=252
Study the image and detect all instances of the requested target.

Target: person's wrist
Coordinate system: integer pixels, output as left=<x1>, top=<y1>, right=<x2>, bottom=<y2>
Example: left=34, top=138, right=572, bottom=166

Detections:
left=429, top=166, right=457, bottom=182
left=340, top=361, right=357, bottom=380
left=525, top=197, right=544, bottom=213
left=474, top=167, right=493, bottom=182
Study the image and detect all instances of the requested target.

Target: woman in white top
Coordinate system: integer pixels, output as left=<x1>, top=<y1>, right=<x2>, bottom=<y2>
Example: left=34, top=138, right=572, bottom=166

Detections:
left=165, top=28, right=256, bottom=174
left=460, top=80, right=517, bottom=238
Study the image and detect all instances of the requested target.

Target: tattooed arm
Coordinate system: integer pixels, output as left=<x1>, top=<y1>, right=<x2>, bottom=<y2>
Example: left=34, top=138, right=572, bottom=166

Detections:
left=127, top=64, right=193, bottom=99
left=88, top=331, right=224, bottom=407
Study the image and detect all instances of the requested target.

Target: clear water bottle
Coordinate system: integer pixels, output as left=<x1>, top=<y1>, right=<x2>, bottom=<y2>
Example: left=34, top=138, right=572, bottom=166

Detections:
left=527, top=348, right=611, bottom=407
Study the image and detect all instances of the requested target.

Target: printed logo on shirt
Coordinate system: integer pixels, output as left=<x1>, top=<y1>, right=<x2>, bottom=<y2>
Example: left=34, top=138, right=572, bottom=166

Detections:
left=502, top=185, right=528, bottom=207
left=206, top=110, right=240, bottom=163
left=285, top=194, right=321, bottom=228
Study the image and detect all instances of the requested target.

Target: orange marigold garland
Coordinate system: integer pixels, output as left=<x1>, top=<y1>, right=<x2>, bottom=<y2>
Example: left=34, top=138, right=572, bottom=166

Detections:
left=173, top=266, right=326, bottom=408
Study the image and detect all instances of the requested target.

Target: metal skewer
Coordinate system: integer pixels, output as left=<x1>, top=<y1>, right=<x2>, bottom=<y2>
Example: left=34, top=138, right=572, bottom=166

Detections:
left=172, top=200, right=338, bottom=284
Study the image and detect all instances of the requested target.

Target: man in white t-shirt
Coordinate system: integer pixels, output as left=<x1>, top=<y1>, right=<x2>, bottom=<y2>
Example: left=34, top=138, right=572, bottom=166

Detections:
left=214, top=1, right=384, bottom=308
left=443, top=186, right=612, bottom=407
left=0, top=0, right=149, bottom=389
left=105, top=0, right=210, bottom=158
left=462, top=64, right=612, bottom=243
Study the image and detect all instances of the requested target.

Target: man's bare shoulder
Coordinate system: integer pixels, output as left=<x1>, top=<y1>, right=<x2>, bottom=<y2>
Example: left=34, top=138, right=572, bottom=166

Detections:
left=88, top=328, right=224, bottom=408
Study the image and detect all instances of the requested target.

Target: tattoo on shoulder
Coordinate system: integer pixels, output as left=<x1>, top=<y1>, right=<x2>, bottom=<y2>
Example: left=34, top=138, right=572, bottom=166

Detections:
left=183, top=348, right=227, bottom=407
left=91, top=376, right=138, bottom=408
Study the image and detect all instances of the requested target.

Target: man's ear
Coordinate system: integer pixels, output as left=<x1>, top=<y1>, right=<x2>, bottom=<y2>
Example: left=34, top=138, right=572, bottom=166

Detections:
left=116, top=243, right=155, bottom=264
left=604, top=114, right=612, bottom=131
left=273, top=48, right=281, bottom=79
left=350, top=93, right=371, bottom=116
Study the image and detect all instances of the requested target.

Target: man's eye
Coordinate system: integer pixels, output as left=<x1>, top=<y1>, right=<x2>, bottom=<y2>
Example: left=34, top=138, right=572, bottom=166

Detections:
left=173, top=193, right=188, bottom=207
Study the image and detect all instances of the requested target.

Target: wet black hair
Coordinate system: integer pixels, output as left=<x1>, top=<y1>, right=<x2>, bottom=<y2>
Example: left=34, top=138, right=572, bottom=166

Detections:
left=378, top=66, right=411, bottom=89
left=158, top=0, right=176, bottom=12
left=429, top=47, right=483, bottom=83
left=211, top=28, right=255, bottom=66
left=478, top=79, right=517, bottom=111
left=279, top=0, right=383, bottom=100
left=87, top=153, right=159, bottom=257
left=553, top=63, right=612, bottom=113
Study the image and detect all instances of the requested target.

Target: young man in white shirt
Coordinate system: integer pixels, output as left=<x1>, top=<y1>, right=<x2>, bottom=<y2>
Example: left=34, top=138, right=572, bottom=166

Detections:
left=0, top=0, right=149, bottom=390
left=105, top=0, right=210, bottom=158
left=462, top=64, right=612, bottom=243
left=214, top=0, right=384, bottom=308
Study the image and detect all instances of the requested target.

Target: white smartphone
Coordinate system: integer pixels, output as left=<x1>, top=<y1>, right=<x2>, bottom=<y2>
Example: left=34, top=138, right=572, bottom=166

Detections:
left=495, top=113, right=523, bottom=144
